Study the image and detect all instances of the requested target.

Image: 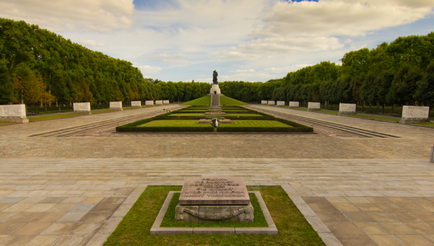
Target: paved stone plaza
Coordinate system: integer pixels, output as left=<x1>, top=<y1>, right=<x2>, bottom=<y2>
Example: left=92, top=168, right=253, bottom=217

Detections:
left=0, top=105, right=434, bottom=245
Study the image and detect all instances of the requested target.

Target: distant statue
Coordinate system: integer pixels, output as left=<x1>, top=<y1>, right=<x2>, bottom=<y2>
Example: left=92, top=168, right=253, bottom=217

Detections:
left=213, top=70, right=218, bottom=85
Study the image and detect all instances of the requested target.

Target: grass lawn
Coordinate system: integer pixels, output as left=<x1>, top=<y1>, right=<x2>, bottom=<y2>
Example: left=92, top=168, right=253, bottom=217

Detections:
left=169, top=113, right=263, bottom=117
left=161, top=192, right=267, bottom=227
left=182, top=96, right=210, bottom=105
left=137, top=120, right=213, bottom=127
left=0, top=122, right=11, bottom=125
left=418, top=122, right=434, bottom=127
left=348, top=114, right=400, bottom=122
left=220, top=96, right=248, bottom=105
left=104, top=186, right=325, bottom=246
left=92, top=109, right=117, bottom=114
left=29, top=113, right=82, bottom=122
left=219, top=120, right=292, bottom=128
left=315, top=110, right=338, bottom=115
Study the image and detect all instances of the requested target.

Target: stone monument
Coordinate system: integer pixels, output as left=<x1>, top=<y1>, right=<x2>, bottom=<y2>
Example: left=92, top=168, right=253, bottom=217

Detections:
left=261, top=100, right=267, bottom=105
left=73, top=102, right=91, bottom=114
left=145, top=100, right=154, bottom=106
left=339, top=103, right=356, bottom=116
left=399, top=106, right=430, bottom=124
left=131, top=101, right=141, bottom=108
left=175, top=177, right=254, bottom=223
left=0, top=104, right=29, bottom=123
left=210, top=70, right=221, bottom=106
left=277, top=101, right=285, bottom=106
left=308, top=102, right=320, bottom=112
left=109, top=101, right=123, bottom=111
left=289, top=101, right=299, bottom=108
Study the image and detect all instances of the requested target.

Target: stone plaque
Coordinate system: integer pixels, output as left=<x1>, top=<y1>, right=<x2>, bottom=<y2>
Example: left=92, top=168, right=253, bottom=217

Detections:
left=179, top=177, right=250, bottom=205
left=308, top=102, right=320, bottom=110
left=0, top=104, right=26, bottom=118
left=289, top=101, right=299, bottom=108
left=163, top=100, right=170, bottom=104
left=339, top=103, right=356, bottom=115
left=268, top=101, right=275, bottom=105
left=155, top=100, right=163, bottom=105
left=131, top=101, right=141, bottom=107
left=109, top=101, right=122, bottom=109
left=402, top=106, right=429, bottom=119
left=145, top=100, right=154, bottom=106
left=73, top=102, right=91, bottom=112
left=277, top=101, right=285, bottom=106
left=261, top=100, right=267, bottom=105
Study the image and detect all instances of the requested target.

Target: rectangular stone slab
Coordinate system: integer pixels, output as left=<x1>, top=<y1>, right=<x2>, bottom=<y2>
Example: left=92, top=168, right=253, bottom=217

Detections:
left=179, top=177, right=250, bottom=205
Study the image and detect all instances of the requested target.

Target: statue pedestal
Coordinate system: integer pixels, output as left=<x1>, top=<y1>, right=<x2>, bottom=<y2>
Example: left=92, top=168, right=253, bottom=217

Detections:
left=210, top=84, right=221, bottom=95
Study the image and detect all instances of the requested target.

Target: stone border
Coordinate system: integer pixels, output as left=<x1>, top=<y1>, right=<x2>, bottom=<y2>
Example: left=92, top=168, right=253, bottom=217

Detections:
left=150, top=191, right=278, bottom=235
left=281, top=184, right=342, bottom=246
left=86, top=185, right=147, bottom=246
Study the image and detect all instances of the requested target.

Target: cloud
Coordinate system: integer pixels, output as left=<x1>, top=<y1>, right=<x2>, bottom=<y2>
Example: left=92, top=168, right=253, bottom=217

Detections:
left=0, top=0, right=135, bottom=32
left=146, top=53, right=190, bottom=65
left=148, top=53, right=186, bottom=59
left=253, top=0, right=434, bottom=37
left=80, top=39, right=105, bottom=47
left=265, top=64, right=313, bottom=73
left=219, top=36, right=344, bottom=61
left=230, top=69, right=256, bottom=73
left=133, top=64, right=162, bottom=74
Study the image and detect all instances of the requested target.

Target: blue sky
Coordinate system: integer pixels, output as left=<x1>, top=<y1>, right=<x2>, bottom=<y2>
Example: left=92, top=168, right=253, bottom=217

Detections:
left=0, top=0, right=433, bottom=82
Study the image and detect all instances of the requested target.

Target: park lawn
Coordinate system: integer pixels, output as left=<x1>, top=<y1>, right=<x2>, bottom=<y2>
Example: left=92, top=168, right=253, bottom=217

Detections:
left=418, top=122, right=434, bottom=127
left=29, top=113, right=82, bottom=122
left=182, top=96, right=210, bottom=105
left=315, top=110, right=338, bottom=115
left=220, top=96, right=248, bottom=105
left=169, top=113, right=263, bottom=117
left=137, top=120, right=212, bottom=127
left=0, top=122, right=11, bottom=125
left=92, top=109, right=117, bottom=114
left=104, top=186, right=325, bottom=246
left=219, top=120, right=292, bottom=128
left=348, top=114, right=400, bottom=122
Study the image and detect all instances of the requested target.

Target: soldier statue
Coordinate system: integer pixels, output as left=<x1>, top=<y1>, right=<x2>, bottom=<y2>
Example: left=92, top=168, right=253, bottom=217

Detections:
left=213, top=70, right=218, bottom=85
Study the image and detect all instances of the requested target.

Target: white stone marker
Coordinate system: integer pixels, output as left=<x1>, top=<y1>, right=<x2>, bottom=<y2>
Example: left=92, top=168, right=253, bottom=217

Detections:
left=399, top=106, right=430, bottom=124
left=109, top=101, right=123, bottom=111
left=261, top=100, right=267, bottom=105
left=0, top=104, right=29, bottom=123
left=163, top=100, right=170, bottom=105
left=155, top=100, right=163, bottom=105
left=268, top=101, right=275, bottom=105
left=73, top=102, right=91, bottom=114
left=339, top=103, right=356, bottom=116
left=145, top=100, right=154, bottom=106
left=289, top=101, right=299, bottom=108
left=131, top=101, right=142, bottom=108
left=277, top=101, right=285, bottom=106
left=308, top=102, right=320, bottom=112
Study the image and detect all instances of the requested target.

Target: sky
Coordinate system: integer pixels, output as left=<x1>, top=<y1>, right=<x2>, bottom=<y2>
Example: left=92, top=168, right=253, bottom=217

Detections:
left=0, top=0, right=434, bottom=83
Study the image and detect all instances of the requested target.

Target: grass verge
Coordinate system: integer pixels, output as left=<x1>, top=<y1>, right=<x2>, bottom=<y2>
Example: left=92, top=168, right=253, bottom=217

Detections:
left=418, top=122, right=434, bottom=127
left=161, top=193, right=267, bottom=227
left=104, top=186, right=325, bottom=246
left=220, top=96, right=248, bottom=105
left=29, top=113, right=82, bottom=122
left=0, top=122, right=11, bottom=125
left=182, top=96, right=210, bottom=105
left=348, top=114, right=400, bottom=122
left=218, top=120, right=292, bottom=128
left=138, top=120, right=213, bottom=127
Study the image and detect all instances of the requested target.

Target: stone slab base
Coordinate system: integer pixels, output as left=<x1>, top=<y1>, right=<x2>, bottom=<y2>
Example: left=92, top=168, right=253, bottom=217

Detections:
left=111, top=108, right=123, bottom=111
left=0, top=117, right=29, bottom=123
left=399, top=118, right=429, bottom=124
left=338, top=112, right=355, bottom=116
left=175, top=203, right=254, bottom=223
left=75, top=111, right=92, bottom=115
left=150, top=191, right=277, bottom=235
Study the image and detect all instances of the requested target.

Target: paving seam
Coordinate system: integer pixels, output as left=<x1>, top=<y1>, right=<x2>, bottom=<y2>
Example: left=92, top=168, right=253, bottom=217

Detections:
left=86, top=185, right=147, bottom=246
left=281, top=184, right=343, bottom=246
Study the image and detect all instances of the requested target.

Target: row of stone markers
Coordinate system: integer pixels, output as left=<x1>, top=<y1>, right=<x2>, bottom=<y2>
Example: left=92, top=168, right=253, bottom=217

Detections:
left=261, top=100, right=431, bottom=125
left=0, top=100, right=170, bottom=124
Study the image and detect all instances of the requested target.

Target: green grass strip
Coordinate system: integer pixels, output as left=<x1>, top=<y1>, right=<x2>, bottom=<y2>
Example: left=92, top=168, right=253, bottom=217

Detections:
left=182, top=96, right=210, bottom=105
left=104, top=186, right=325, bottom=246
left=220, top=96, right=248, bottom=105
left=29, top=113, right=82, bottom=122
left=348, top=114, right=400, bottom=122
left=138, top=120, right=213, bottom=127
left=161, top=193, right=267, bottom=227
left=0, top=122, right=11, bottom=125
left=169, top=113, right=263, bottom=117
left=418, top=122, right=434, bottom=127
left=219, top=120, right=292, bottom=128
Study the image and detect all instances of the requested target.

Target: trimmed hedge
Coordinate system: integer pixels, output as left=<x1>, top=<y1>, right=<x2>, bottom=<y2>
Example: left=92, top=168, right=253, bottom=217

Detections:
left=117, top=126, right=214, bottom=132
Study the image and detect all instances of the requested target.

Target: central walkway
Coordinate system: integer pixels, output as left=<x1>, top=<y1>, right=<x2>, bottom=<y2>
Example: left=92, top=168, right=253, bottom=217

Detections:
left=0, top=104, right=433, bottom=245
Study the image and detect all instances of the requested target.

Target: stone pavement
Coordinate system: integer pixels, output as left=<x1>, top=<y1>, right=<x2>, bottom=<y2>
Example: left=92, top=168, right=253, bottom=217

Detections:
left=0, top=104, right=433, bottom=245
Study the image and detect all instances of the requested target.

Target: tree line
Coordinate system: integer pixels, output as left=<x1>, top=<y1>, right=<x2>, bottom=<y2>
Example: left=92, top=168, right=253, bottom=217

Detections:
left=220, top=32, right=434, bottom=113
left=0, top=18, right=211, bottom=109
